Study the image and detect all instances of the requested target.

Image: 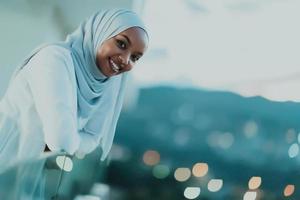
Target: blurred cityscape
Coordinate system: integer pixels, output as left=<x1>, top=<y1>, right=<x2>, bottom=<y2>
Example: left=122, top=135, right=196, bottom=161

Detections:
left=107, top=86, right=300, bottom=199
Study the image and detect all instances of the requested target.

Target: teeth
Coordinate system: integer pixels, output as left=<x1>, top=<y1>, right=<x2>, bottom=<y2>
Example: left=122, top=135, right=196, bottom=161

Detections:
left=110, top=59, right=120, bottom=73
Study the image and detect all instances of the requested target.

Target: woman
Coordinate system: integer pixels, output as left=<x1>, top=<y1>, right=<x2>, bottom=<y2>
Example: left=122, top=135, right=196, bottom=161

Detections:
left=0, top=9, right=149, bottom=171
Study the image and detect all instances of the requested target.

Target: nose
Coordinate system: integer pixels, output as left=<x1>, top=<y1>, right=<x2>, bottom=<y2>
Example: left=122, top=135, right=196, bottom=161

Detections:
left=119, top=54, right=133, bottom=71
left=119, top=54, right=130, bottom=65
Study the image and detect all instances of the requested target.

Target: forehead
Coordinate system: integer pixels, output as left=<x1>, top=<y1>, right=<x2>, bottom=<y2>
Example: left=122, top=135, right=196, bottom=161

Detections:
left=116, top=27, right=148, bottom=52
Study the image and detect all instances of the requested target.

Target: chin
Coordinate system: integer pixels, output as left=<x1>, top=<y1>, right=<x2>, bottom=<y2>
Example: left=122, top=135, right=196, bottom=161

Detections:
left=96, top=64, right=108, bottom=77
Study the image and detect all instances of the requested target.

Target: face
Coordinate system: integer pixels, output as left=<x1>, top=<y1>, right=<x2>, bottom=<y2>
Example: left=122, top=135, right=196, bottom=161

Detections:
left=96, top=27, right=148, bottom=77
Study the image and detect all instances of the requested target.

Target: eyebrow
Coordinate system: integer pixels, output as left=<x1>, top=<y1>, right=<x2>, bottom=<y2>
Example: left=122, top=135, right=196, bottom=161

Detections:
left=120, top=34, right=143, bottom=56
left=120, top=34, right=131, bottom=45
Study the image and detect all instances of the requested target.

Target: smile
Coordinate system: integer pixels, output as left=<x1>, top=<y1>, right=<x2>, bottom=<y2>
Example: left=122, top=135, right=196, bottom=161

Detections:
left=109, top=59, right=120, bottom=73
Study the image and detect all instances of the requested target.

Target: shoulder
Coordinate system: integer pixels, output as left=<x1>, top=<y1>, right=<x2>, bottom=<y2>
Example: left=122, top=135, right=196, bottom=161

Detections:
left=25, top=44, right=75, bottom=74
left=22, top=44, right=77, bottom=83
left=34, top=45, right=73, bottom=64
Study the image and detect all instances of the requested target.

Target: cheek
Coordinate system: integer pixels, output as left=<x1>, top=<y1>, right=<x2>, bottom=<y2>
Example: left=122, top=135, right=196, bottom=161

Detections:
left=98, top=48, right=114, bottom=63
left=96, top=48, right=109, bottom=67
left=98, top=40, right=117, bottom=57
left=96, top=48, right=107, bottom=69
left=96, top=46, right=106, bottom=60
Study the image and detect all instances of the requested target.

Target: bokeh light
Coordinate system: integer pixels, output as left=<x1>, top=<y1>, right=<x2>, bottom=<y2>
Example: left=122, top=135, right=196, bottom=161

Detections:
left=110, top=144, right=131, bottom=161
left=206, top=131, right=234, bottom=149
left=192, top=162, right=208, bottom=177
left=90, top=183, right=110, bottom=197
left=283, top=184, right=295, bottom=197
left=218, top=132, right=234, bottom=149
left=183, top=187, right=201, bottom=199
left=206, top=131, right=220, bottom=148
left=152, top=164, right=170, bottom=179
left=175, top=104, right=194, bottom=123
left=288, top=143, right=299, bottom=158
left=74, top=195, right=100, bottom=200
left=243, top=120, right=258, bottom=138
left=56, top=156, right=73, bottom=172
left=174, top=168, right=191, bottom=182
left=143, top=150, right=160, bottom=166
left=248, top=176, right=262, bottom=190
left=207, top=179, right=223, bottom=192
left=243, top=191, right=257, bottom=200
left=286, top=128, right=296, bottom=144
left=297, top=132, right=300, bottom=144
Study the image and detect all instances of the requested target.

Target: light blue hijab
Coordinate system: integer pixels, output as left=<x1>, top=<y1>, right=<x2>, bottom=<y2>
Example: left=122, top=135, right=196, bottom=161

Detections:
left=13, top=9, right=148, bottom=160
left=68, top=9, right=148, bottom=160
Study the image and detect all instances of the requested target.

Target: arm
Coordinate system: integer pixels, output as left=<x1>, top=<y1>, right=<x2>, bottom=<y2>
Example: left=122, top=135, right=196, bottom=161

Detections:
left=25, top=46, right=80, bottom=155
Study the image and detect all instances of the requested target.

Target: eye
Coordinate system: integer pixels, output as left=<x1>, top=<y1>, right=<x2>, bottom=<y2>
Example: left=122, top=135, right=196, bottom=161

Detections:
left=116, top=39, right=127, bottom=50
left=131, top=55, right=141, bottom=63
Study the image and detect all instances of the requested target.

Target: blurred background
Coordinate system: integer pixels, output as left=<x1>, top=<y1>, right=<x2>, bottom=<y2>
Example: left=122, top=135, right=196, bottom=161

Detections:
left=1, top=0, right=300, bottom=199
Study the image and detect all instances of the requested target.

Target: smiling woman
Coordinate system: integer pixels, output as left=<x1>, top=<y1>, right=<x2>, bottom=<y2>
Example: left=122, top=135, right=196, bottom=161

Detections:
left=0, top=9, right=149, bottom=171
left=96, top=27, right=148, bottom=77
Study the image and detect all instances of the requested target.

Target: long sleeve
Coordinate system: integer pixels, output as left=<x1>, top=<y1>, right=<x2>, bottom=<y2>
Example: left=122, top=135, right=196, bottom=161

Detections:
left=25, top=46, right=80, bottom=154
